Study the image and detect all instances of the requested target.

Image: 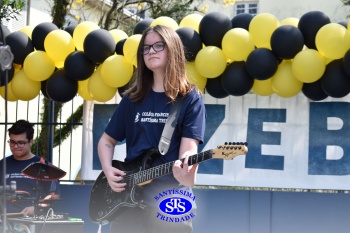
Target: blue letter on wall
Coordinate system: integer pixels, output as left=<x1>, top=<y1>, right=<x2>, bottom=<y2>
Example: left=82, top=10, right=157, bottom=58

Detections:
left=246, top=109, right=285, bottom=170
left=309, top=102, right=350, bottom=175
left=198, top=104, right=226, bottom=175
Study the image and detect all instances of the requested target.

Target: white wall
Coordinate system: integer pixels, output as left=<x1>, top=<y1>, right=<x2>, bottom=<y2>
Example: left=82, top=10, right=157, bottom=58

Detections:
left=200, top=0, right=350, bottom=23
left=259, top=0, right=350, bottom=22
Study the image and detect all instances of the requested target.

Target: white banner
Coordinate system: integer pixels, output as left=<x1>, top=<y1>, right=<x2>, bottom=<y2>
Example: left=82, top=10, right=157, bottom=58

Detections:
left=81, top=93, right=350, bottom=190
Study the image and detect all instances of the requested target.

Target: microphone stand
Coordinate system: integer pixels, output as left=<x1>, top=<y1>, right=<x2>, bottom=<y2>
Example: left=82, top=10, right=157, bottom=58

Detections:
left=33, top=164, right=45, bottom=218
left=0, top=41, right=14, bottom=233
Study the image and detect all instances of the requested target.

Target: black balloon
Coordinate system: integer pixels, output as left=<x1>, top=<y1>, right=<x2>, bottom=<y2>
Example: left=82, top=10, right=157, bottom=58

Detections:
left=199, top=12, right=232, bottom=48
left=270, top=25, right=304, bottom=60
left=205, top=76, right=229, bottom=99
left=231, top=13, right=254, bottom=30
left=0, top=24, right=11, bottom=44
left=298, top=11, right=330, bottom=50
left=64, top=51, right=95, bottom=81
left=46, top=69, right=78, bottom=103
left=31, top=22, right=59, bottom=51
left=117, top=81, right=131, bottom=98
left=116, top=38, right=127, bottom=55
left=320, top=59, right=350, bottom=98
left=83, top=29, right=116, bottom=64
left=342, top=49, right=350, bottom=77
left=221, top=61, right=254, bottom=96
left=133, top=18, right=154, bottom=34
left=302, top=80, right=328, bottom=101
left=0, top=65, right=14, bottom=87
left=246, top=48, right=279, bottom=80
left=176, top=27, right=203, bottom=61
left=64, top=24, right=77, bottom=37
left=40, top=79, right=50, bottom=99
left=5, top=31, right=34, bottom=65
left=338, top=20, right=348, bottom=28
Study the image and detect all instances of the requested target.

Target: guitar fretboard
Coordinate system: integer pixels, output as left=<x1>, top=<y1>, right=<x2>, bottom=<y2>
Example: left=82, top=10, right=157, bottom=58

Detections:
left=128, top=149, right=213, bottom=185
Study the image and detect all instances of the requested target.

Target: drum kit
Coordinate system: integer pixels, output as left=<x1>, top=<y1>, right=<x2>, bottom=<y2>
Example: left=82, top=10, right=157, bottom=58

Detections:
left=1, top=161, right=66, bottom=220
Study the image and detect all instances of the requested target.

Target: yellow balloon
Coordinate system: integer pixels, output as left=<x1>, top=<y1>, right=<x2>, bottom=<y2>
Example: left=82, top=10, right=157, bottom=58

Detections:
left=280, top=17, right=299, bottom=27
left=271, top=60, right=303, bottom=98
left=73, top=21, right=100, bottom=51
left=11, top=69, right=41, bottom=101
left=88, top=68, right=117, bottom=102
left=252, top=79, right=274, bottom=96
left=222, top=28, right=255, bottom=61
left=101, top=55, right=134, bottom=88
left=179, top=14, right=203, bottom=33
left=55, top=61, right=64, bottom=69
left=185, top=62, right=207, bottom=91
left=44, top=30, right=76, bottom=65
left=109, top=29, right=128, bottom=44
left=249, top=13, right=280, bottom=49
left=323, top=56, right=333, bottom=65
left=78, top=79, right=94, bottom=101
left=14, top=64, right=22, bottom=72
left=150, top=16, right=179, bottom=31
left=23, top=51, right=55, bottom=81
left=123, top=34, right=142, bottom=67
left=0, top=82, right=19, bottom=101
left=19, top=25, right=34, bottom=39
left=316, top=23, right=350, bottom=60
left=292, top=49, right=326, bottom=83
left=195, top=46, right=227, bottom=78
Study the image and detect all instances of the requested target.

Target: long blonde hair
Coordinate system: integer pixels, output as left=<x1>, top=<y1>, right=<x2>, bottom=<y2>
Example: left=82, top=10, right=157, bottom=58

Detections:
left=124, top=25, right=197, bottom=103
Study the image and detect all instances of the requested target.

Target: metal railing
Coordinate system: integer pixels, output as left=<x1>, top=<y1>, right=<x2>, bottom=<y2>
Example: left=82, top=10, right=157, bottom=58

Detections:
left=0, top=93, right=84, bottom=182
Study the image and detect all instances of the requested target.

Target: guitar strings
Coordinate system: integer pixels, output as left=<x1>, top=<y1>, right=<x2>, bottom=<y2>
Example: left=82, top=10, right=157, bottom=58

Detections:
left=119, top=150, right=212, bottom=184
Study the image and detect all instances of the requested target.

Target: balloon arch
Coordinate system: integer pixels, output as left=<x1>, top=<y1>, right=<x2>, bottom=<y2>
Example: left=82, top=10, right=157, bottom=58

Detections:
left=1, top=11, right=350, bottom=103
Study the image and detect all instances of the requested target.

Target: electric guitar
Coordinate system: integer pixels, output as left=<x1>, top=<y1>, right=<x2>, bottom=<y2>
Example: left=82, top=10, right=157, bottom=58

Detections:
left=89, top=142, right=248, bottom=224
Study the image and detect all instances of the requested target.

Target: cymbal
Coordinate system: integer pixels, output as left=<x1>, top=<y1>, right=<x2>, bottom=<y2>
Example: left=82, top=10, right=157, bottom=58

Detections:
left=39, top=198, right=62, bottom=203
left=22, top=161, right=66, bottom=181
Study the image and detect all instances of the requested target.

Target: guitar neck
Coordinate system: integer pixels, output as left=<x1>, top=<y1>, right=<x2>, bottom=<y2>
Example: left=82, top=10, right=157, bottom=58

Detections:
left=130, top=150, right=213, bottom=185
left=129, top=142, right=248, bottom=186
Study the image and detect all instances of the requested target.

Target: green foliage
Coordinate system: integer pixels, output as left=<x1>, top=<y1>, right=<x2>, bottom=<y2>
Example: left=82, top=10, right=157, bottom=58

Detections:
left=51, top=0, right=70, bottom=29
left=32, top=100, right=83, bottom=159
left=53, top=104, right=83, bottom=148
left=341, top=0, right=350, bottom=5
left=146, top=0, right=198, bottom=23
left=32, top=100, right=63, bottom=158
left=0, top=0, right=25, bottom=23
left=99, top=0, right=201, bottom=33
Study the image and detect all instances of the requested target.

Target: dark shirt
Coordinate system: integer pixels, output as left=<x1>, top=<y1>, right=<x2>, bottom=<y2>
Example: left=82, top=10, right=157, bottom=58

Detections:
left=105, top=89, right=206, bottom=205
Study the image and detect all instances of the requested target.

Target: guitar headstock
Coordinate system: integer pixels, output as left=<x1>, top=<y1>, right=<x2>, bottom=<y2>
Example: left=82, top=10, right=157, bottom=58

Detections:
left=212, top=142, right=248, bottom=160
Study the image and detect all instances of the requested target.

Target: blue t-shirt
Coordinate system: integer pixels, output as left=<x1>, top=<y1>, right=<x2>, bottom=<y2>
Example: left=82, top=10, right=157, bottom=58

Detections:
left=105, top=88, right=206, bottom=205
left=0, top=155, right=60, bottom=213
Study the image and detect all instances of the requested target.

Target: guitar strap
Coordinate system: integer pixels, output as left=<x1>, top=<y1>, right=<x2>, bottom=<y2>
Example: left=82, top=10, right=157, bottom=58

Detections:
left=158, top=97, right=183, bottom=155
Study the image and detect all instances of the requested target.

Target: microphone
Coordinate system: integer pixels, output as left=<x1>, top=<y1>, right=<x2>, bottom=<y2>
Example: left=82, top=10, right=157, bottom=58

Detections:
left=0, top=181, right=16, bottom=194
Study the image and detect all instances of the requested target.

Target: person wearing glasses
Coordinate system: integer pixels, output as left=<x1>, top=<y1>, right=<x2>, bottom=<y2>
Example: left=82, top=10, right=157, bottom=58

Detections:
left=0, top=119, right=60, bottom=216
left=98, top=25, right=206, bottom=232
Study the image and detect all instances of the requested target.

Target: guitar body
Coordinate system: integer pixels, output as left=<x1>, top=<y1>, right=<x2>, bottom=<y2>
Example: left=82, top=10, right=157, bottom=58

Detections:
left=89, top=148, right=159, bottom=224
left=89, top=142, right=248, bottom=225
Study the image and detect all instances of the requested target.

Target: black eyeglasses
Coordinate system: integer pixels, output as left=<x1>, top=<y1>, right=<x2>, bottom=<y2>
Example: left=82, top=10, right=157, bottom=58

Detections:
left=141, top=42, right=166, bottom=55
left=8, top=140, right=29, bottom=148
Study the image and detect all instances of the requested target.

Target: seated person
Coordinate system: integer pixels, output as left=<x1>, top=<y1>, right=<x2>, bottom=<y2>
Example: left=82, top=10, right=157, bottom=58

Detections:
left=0, top=120, right=60, bottom=216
